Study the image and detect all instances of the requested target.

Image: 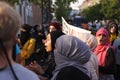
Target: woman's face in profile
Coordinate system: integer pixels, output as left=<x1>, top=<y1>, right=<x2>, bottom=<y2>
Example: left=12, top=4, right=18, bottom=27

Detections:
left=44, top=34, right=52, bottom=52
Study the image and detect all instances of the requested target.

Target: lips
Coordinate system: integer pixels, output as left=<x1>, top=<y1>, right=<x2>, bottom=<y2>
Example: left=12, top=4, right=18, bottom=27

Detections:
left=99, top=39, right=103, bottom=42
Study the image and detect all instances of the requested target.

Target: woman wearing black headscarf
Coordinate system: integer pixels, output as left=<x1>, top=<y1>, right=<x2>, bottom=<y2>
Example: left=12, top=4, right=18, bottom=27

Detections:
left=27, top=30, right=92, bottom=80
left=20, top=24, right=32, bottom=46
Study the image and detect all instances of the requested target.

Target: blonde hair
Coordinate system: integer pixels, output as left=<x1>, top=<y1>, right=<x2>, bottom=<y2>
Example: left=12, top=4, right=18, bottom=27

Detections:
left=0, top=2, right=21, bottom=43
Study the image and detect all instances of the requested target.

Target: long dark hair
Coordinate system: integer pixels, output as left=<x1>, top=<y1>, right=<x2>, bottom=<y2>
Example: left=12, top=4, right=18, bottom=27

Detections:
left=107, top=21, right=119, bottom=36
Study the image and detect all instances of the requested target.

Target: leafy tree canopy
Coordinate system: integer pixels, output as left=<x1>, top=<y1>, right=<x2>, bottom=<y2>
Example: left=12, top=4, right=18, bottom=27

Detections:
left=54, top=0, right=77, bottom=22
left=81, top=3, right=104, bottom=22
left=81, top=0, right=120, bottom=22
left=100, top=0, right=120, bottom=21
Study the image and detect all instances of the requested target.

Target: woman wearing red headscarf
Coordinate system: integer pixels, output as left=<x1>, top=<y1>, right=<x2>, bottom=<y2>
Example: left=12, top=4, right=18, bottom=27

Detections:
left=49, top=22, right=62, bottom=32
left=94, top=28, right=116, bottom=80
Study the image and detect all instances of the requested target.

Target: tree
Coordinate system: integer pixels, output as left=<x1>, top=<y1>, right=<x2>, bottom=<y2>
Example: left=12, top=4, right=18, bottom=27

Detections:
left=81, top=3, right=104, bottom=22
left=100, top=0, right=120, bottom=21
left=1, top=0, right=19, bottom=5
left=2, top=0, right=52, bottom=8
left=4, top=0, right=78, bottom=23
left=54, top=0, right=77, bottom=22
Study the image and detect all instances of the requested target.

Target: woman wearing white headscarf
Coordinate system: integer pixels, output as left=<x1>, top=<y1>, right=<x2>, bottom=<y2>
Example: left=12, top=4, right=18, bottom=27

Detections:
left=83, top=34, right=99, bottom=80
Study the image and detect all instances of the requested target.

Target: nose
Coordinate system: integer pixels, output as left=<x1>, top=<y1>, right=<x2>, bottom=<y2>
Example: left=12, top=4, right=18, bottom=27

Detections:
left=99, top=34, right=106, bottom=38
left=44, top=40, right=48, bottom=47
left=44, top=42, right=47, bottom=46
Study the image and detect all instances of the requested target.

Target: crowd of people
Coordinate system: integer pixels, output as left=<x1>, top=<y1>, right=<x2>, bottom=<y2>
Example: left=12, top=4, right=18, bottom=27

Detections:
left=0, top=1, right=120, bottom=80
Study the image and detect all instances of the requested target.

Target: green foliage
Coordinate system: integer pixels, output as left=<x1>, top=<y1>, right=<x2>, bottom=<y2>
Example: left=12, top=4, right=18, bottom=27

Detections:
left=30, top=0, right=42, bottom=6
left=2, top=0, right=19, bottom=5
left=100, top=0, right=120, bottom=21
left=81, top=0, right=120, bottom=22
left=81, top=3, right=104, bottom=21
left=4, top=0, right=77, bottom=22
left=3, top=0, right=52, bottom=8
left=4, top=0, right=52, bottom=24
left=54, top=0, right=77, bottom=22
left=29, top=0, right=52, bottom=8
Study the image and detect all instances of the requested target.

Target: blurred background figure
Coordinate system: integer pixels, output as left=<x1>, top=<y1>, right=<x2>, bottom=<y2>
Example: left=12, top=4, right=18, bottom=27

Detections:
left=66, top=19, right=73, bottom=25
left=107, top=21, right=119, bottom=45
left=20, top=24, right=36, bottom=66
left=26, top=30, right=65, bottom=79
left=29, top=25, right=47, bottom=66
left=82, top=34, right=99, bottom=80
left=95, top=20, right=101, bottom=30
left=19, top=24, right=32, bottom=47
left=113, top=38, right=120, bottom=80
left=49, top=22, right=62, bottom=32
left=12, top=43, right=21, bottom=63
left=81, top=18, right=91, bottom=30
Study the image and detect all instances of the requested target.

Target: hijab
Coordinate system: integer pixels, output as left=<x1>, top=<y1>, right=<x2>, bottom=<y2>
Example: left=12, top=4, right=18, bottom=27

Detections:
left=94, top=28, right=111, bottom=66
left=50, top=22, right=62, bottom=31
left=20, top=24, right=32, bottom=46
left=83, top=34, right=99, bottom=80
left=82, top=34, right=98, bottom=51
left=51, top=35, right=91, bottom=80
left=50, top=30, right=65, bottom=52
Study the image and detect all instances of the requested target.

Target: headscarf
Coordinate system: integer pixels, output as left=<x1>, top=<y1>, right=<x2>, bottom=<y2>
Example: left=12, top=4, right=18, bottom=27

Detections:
left=50, top=22, right=62, bottom=31
left=51, top=35, right=91, bottom=80
left=86, top=34, right=98, bottom=51
left=50, top=30, right=65, bottom=52
left=83, top=34, right=99, bottom=80
left=21, top=24, right=32, bottom=31
left=94, top=28, right=111, bottom=66
left=82, top=34, right=98, bottom=51
left=20, top=24, right=32, bottom=46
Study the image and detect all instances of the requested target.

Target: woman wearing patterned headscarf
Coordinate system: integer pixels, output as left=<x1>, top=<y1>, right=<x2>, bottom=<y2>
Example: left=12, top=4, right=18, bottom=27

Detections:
left=94, top=28, right=116, bottom=80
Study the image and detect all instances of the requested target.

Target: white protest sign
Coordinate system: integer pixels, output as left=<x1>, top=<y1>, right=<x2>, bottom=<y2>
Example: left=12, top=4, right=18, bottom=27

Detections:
left=62, top=17, right=91, bottom=42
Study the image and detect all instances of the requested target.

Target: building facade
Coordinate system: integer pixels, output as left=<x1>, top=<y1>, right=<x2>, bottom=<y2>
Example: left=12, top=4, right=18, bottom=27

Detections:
left=80, top=0, right=100, bottom=10
left=15, top=1, right=42, bottom=26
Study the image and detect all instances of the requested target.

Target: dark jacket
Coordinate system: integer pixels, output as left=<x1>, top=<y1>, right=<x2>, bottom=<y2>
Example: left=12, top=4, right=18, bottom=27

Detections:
left=56, top=66, right=90, bottom=80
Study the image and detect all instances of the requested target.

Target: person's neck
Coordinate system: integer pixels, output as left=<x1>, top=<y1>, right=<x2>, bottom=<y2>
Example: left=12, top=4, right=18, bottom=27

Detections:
left=0, top=54, right=7, bottom=70
left=0, top=51, right=15, bottom=70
